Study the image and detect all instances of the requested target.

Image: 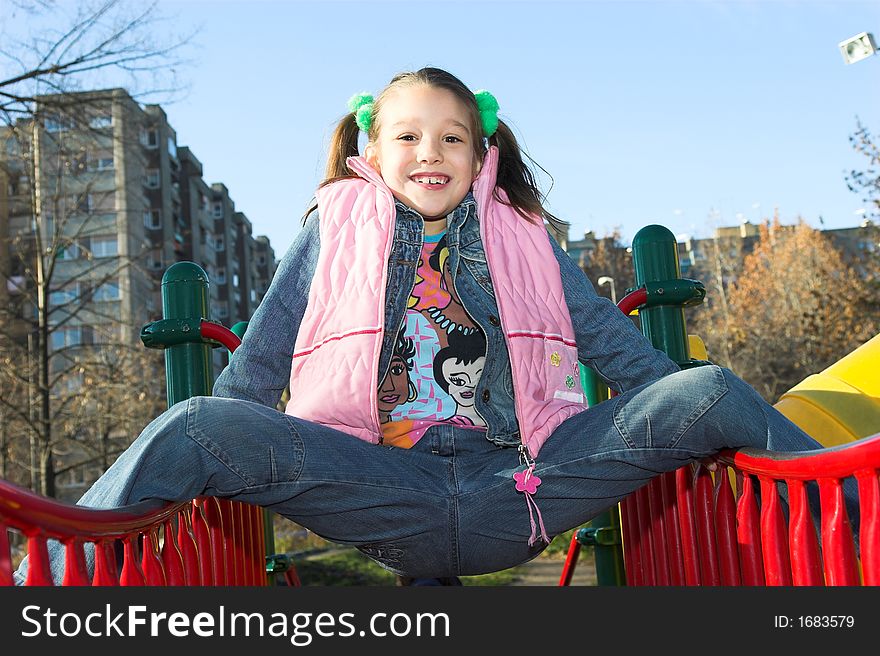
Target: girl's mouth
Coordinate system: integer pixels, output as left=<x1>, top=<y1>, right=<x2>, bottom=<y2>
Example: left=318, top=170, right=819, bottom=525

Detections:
left=460, top=390, right=474, bottom=399
left=410, top=175, right=449, bottom=187
left=381, top=394, right=401, bottom=404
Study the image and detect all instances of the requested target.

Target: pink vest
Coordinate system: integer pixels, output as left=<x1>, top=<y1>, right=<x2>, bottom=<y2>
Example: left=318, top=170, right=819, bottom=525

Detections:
left=286, top=147, right=588, bottom=458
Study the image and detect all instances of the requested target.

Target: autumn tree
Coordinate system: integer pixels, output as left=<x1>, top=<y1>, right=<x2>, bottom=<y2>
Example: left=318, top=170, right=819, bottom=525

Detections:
left=692, top=217, right=878, bottom=402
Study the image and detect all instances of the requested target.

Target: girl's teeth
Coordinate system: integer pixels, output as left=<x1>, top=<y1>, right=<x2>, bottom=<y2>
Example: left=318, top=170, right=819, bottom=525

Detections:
left=414, top=176, right=447, bottom=184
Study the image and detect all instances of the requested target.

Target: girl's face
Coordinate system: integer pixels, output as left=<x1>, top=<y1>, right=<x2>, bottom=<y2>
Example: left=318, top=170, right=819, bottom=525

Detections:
left=366, top=85, right=481, bottom=234
left=441, top=356, right=484, bottom=408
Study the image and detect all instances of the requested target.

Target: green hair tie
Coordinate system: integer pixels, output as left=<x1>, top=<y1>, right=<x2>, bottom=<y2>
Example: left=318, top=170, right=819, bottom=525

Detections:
left=347, top=89, right=499, bottom=137
left=473, top=89, right=499, bottom=137
left=347, top=92, right=374, bottom=133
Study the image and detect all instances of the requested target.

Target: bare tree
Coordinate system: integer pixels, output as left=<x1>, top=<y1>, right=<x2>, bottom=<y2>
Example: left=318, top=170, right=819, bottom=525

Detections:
left=579, top=228, right=636, bottom=302
left=0, top=0, right=193, bottom=496
left=846, top=119, right=880, bottom=222
left=1, top=0, right=192, bottom=124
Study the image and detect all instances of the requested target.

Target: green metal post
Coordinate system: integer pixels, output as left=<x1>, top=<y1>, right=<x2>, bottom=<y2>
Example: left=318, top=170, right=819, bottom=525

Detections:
left=577, top=363, right=625, bottom=584
left=581, top=226, right=705, bottom=586
left=579, top=363, right=609, bottom=407
left=578, top=506, right=626, bottom=586
left=143, top=265, right=279, bottom=584
left=631, top=225, right=690, bottom=363
left=159, top=262, right=213, bottom=407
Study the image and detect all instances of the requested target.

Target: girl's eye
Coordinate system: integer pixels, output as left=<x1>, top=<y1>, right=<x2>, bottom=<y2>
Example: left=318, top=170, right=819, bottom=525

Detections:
left=444, top=135, right=463, bottom=143
left=397, top=135, right=416, bottom=142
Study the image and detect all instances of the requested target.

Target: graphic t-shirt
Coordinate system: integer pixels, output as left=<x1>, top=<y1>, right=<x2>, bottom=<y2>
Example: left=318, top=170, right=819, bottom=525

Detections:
left=378, top=232, right=487, bottom=447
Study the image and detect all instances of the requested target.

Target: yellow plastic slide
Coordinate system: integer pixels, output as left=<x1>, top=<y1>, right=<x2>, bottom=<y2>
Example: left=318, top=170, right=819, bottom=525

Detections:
left=773, top=334, right=880, bottom=447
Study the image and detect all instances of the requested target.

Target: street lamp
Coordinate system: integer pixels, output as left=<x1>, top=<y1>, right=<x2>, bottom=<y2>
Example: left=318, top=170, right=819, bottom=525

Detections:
left=839, top=32, right=877, bottom=65
left=597, top=276, right=617, bottom=304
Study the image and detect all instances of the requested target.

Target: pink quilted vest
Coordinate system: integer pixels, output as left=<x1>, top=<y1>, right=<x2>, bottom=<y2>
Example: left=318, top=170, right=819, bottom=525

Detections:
left=286, top=147, right=588, bottom=458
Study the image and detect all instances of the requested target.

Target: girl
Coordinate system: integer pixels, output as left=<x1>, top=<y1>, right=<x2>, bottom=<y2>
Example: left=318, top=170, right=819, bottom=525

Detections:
left=18, top=67, right=856, bottom=584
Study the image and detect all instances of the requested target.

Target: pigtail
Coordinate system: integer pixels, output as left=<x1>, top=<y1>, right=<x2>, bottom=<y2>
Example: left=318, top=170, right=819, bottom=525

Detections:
left=490, top=120, right=569, bottom=236
left=302, top=113, right=362, bottom=223
left=324, top=113, right=362, bottom=181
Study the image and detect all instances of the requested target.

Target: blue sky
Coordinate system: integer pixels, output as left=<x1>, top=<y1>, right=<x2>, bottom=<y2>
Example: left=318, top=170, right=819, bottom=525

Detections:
left=42, top=1, right=880, bottom=253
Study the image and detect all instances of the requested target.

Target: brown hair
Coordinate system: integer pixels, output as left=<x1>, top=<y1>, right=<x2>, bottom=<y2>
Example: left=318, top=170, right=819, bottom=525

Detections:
left=311, top=67, right=567, bottom=234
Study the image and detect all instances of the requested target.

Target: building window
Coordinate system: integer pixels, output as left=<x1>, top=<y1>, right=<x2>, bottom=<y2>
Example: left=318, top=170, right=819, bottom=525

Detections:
left=144, top=169, right=160, bottom=188
left=140, top=127, right=159, bottom=148
left=250, top=289, right=256, bottom=303
left=144, top=210, right=162, bottom=230
left=92, top=154, right=114, bottom=171
left=75, top=194, right=94, bottom=214
left=212, top=202, right=223, bottom=218
left=49, top=283, right=79, bottom=306
left=167, top=136, right=177, bottom=159
left=90, top=236, right=118, bottom=258
left=214, top=237, right=224, bottom=252
left=58, top=242, right=80, bottom=261
left=45, top=116, right=73, bottom=133
left=93, top=280, right=121, bottom=301
left=89, top=114, right=113, bottom=129
left=215, top=268, right=226, bottom=284
left=216, top=302, right=229, bottom=319
left=147, top=251, right=164, bottom=270
left=50, top=326, right=85, bottom=350
left=232, top=272, right=239, bottom=288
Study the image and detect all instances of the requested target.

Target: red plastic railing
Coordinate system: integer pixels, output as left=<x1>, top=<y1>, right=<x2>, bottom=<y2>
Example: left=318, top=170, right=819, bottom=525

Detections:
left=0, top=477, right=267, bottom=586
left=0, top=320, right=271, bottom=586
left=559, top=287, right=880, bottom=586
left=610, top=435, right=880, bottom=586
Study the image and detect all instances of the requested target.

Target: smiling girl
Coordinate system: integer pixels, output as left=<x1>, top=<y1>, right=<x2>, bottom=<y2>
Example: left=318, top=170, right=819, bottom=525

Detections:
left=17, top=67, right=859, bottom=586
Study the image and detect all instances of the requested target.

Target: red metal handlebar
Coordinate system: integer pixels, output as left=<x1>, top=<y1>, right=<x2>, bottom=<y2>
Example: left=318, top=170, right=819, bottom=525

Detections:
left=0, top=478, right=185, bottom=540
left=718, top=433, right=880, bottom=479
left=200, top=320, right=241, bottom=352
left=616, top=287, right=647, bottom=316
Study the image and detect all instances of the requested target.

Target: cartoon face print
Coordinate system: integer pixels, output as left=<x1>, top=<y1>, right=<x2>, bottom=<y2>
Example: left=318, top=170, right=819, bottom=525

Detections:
left=378, top=331, right=417, bottom=424
left=441, top=356, right=485, bottom=408
left=432, top=329, right=487, bottom=425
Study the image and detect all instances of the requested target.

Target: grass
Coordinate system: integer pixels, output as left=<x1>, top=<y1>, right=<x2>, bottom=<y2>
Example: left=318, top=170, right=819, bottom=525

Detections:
left=271, top=519, right=588, bottom=587
left=289, top=549, right=520, bottom=587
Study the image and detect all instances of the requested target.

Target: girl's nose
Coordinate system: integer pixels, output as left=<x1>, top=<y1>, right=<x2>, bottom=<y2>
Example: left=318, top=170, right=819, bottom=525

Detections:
left=417, top=139, right=442, bottom=164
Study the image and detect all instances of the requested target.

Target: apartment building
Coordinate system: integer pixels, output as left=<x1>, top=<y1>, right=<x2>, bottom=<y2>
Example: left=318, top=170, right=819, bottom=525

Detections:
left=1, top=89, right=275, bottom=354
left=0, top=89, right=276, bottom=498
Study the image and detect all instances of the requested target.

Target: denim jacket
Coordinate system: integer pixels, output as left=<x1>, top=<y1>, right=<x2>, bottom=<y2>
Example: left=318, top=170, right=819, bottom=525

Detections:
left=213, top=194, right=679, bottom=449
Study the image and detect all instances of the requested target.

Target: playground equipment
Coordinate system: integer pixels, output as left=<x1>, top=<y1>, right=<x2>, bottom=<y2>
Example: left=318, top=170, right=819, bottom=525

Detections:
left=560, top=225, right=879, bottom=586
left=774, top=334, right=880, bottom=447
left=1, top=263, right=281, bottom=586
left=1, top=227, right=877, bottom=586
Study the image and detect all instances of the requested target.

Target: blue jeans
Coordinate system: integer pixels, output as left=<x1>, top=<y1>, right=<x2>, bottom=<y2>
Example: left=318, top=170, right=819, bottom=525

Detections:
left=16, top=366, right=856, bottom=583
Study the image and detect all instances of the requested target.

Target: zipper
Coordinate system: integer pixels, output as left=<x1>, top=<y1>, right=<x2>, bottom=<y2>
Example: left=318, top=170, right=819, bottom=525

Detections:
left=375, top=224, right=420, bottom=443
left=451, top=257, right=490, bottom=430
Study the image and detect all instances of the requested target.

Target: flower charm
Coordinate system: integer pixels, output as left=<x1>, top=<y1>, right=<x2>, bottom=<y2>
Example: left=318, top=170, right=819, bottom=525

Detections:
left=565, top=374, right=575, bottom=390
left=550, top=351, right=561, bottom=367
left=513, top=467, right=542, bottom=495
